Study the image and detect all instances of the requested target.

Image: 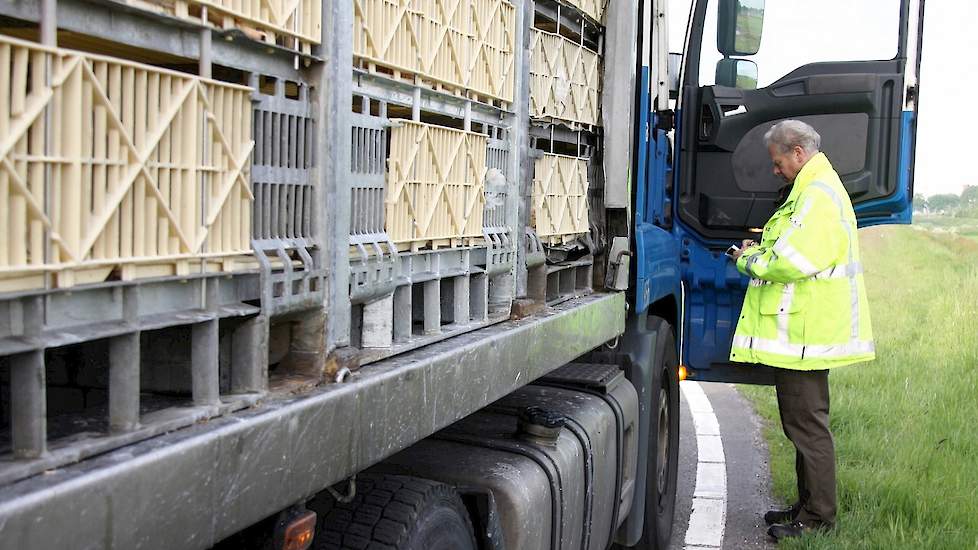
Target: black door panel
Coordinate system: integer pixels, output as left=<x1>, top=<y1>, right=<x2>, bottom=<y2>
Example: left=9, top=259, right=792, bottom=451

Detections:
left=678, top=61, right=905, bottom=238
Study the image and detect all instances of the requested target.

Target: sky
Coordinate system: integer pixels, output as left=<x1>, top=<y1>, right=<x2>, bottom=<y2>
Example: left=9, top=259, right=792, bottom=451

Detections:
left=666, top=0, right=976, bottom=197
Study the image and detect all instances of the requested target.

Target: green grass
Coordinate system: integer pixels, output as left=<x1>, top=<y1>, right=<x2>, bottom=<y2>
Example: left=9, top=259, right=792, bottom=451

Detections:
left=740, top=225, right=978, bottom=549
left=914, top=214, right=978, bottom=242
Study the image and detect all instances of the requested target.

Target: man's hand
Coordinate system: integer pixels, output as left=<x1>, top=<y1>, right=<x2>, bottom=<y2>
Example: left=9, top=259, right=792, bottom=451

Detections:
left=732, top=239, right=756, bottom=260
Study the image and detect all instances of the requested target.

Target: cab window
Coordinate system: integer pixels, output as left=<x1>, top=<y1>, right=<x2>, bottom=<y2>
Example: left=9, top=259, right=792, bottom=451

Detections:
left=697, top=0, right=901, bottom=89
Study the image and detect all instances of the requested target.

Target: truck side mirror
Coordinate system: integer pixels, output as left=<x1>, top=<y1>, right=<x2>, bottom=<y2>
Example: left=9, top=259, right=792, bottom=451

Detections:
left=715, top=58, right=758, bottom=89
left=668, top=52, right=682, bottom=99
left=717, top=0, right=765, bottom=56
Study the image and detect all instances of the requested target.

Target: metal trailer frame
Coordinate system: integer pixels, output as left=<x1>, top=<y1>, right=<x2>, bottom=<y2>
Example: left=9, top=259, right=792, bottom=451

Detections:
left=0, top=0, right=627, bottom=547
left=0, top=293, right=625, bottom=550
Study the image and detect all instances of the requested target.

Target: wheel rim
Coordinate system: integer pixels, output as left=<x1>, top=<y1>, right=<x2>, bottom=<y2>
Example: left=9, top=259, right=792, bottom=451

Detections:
left=656, top=383, right=669, bottom=504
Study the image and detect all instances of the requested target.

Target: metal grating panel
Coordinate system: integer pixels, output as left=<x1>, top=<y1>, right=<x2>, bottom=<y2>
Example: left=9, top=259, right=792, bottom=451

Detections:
left=484, top=134, right=516, bottom=275
left=350, top=112, right=389, bottom=242
left=349, top=102, right=398, bottom=305
left=251, top=78, right=325, bottom=315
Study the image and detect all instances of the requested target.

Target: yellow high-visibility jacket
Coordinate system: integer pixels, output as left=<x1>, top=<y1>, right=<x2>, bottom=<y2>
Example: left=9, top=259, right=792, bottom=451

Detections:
left=730, top=152, right=875, bottom=370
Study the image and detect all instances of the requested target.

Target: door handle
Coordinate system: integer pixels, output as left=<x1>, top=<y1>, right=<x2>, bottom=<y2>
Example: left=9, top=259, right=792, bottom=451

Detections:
left=699, top=103, right=717, bottom=141
left=722, top=105, right=747, bottom=117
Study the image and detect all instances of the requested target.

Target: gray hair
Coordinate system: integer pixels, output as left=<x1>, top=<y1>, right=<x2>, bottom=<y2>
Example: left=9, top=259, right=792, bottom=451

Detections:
left=764, top=120, right=821, bottom=155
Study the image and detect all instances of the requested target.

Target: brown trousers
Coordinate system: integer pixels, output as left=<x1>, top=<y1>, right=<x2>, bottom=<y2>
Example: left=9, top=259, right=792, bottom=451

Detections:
left=775, top=368, right=836, bottom=526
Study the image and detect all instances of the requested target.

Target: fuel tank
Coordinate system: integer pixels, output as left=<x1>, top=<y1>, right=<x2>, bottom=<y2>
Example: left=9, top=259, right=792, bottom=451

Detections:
left=375, top=363, right=639, bottom=550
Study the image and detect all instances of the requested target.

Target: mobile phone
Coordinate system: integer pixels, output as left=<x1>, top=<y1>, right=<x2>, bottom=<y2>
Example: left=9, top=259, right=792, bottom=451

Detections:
left=724, top=245, right=740, bottom=259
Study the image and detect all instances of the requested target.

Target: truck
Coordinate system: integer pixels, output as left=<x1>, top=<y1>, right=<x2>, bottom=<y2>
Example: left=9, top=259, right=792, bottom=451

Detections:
left=0, top=0, right=924, bottom=548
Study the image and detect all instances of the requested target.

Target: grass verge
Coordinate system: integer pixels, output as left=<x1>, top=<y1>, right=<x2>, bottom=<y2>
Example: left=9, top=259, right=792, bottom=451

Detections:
left=739, top=224, right=978, bottom=549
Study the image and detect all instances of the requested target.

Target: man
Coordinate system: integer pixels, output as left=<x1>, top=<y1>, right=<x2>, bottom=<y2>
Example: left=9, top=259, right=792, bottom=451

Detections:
left=730, top=120, right=875, bottom=541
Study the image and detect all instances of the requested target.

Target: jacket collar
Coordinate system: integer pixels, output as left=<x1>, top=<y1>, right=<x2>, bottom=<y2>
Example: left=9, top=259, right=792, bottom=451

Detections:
left=783, top=152, right=832, bottom=205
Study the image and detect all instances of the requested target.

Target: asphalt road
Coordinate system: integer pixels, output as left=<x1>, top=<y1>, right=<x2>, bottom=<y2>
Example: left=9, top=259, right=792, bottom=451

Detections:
left=668, top=382, right=777, bottom=550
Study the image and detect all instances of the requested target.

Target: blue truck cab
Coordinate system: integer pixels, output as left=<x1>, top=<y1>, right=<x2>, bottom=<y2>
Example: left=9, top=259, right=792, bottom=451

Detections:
left=633, top=0, right=925, bottom=384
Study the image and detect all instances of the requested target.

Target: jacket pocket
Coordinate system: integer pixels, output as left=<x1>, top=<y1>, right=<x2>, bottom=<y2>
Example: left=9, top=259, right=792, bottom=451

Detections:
left=759, top=283, right=809, bottom=315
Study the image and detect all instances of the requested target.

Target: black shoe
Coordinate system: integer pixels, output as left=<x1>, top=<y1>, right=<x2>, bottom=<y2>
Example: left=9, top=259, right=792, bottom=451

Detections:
left=767, top=520, right=830, bottom=541
left=763, top=506, right=799, bottom=526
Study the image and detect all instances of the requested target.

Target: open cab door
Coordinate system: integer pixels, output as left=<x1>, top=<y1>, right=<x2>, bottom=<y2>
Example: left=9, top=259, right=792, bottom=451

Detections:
left=675, top=0, right=925, bottom=382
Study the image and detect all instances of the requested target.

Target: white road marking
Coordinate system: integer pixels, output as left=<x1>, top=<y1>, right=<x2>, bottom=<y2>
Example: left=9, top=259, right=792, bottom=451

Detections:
left=696, top=435, right=725, bottom=463
left=682, top=381, right=727, bottom=549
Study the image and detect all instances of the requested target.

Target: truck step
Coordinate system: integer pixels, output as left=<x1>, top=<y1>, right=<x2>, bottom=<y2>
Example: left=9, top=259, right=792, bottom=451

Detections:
left=538, top=362, right=624, bottom=394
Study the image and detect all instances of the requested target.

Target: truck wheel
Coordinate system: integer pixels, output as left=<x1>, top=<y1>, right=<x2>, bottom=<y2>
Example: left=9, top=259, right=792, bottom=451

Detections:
left=618, top=315, right=680, bottom=550
left=312, top=474, right=477, bottom=550
left=647, top=316, right=680, bottom=550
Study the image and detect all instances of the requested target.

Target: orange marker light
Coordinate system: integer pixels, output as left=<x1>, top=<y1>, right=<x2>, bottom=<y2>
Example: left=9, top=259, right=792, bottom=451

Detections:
left=283, top=510, right=317, bottom=550
left=678, top=365, right=688, bottom=381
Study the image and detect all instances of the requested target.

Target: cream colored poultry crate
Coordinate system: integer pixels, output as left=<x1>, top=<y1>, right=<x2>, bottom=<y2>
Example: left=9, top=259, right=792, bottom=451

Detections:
left=353, top=0, right=517, bottom=105
left=529, top=28, right=602, bottom=127
left=0, top=35, right=255, bottom=292
left=532, top=153, right=590, bottom=245
left=121, top=0, right=322, bottom=53
left=386, top=120, right=488, bottom=251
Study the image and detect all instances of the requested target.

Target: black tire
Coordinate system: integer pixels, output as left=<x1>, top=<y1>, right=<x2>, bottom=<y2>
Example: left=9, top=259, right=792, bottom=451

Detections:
left=311, top=474, right=477, bottom=550
left=617, top=315, right=680, bottom=550
left=645, top=316, right=680, bottom=550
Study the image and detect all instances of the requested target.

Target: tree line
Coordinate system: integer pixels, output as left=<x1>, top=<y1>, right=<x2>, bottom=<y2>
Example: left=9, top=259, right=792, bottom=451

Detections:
left=914, top=186, right=978, bottom=217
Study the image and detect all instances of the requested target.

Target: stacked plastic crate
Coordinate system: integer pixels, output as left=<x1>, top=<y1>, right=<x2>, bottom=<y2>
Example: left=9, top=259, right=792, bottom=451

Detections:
left=0, top=1, right=324, bottom=482
left=124, top=0, right=322, bottom=53
left=526, top=0, right=603, bottom=304
left=349, top=0, right=520, bottom=362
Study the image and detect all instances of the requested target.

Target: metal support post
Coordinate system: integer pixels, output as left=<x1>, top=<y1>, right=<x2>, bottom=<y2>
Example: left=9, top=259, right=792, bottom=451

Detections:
left=109, top=333, right=140, bottom=432
left=453, top=275, right=470, bottom=326
left=109, top=285, right=141, bottom=432
left=470, top=273, right=489, bottom=322
left=490, top=272, right=515, bottom=306
left=110, top=285, right=141, bottom=432
left=192, top=279, right=220, bottom=406
left=40, top=0, right=57, bottom=46
left=11, top=350, right=46, bottom=459
left=192, top=319, right=221, bottom=406
left=323, top=0, right=354, bottom=351
left=361, top=294, right=394, bottom=348
left=513, top=0, right=533, bottom=298
left=393, top=284, right=412, bottom=343
left=10, top=296, right=45, bottom=458
left=199, top=7, right=212, bottom=79
left=231, top=315, right=268, bottom=393
left=423, top=279, right=441, bottom=335
left=560, top=268, right=575, bottom=296
left=527, top=263, right=547, bottom=303
left=577, top=262, right=593, bottom=292
left=412, top=87, right=421, bottom=122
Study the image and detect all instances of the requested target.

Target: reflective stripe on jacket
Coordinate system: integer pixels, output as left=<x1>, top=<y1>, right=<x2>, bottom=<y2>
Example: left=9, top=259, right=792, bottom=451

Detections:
left=730, top=152, right=875, bottom=370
